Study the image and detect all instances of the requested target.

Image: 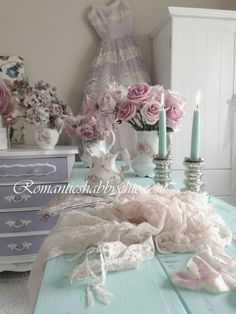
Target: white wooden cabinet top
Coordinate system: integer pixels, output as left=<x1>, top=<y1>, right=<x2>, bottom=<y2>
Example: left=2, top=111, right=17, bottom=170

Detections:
left=150, top=6, right=236, bottom=38
left=0, top=146, right=78, bottom=158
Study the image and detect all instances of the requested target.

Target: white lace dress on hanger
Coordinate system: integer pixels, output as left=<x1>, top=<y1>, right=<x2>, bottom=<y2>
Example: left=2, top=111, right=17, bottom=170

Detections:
left=83, top=0, right=151, bottom=155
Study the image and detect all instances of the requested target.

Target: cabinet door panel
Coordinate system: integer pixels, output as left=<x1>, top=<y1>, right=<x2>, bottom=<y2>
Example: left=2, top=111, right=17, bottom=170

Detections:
left=171, top=18, right=235, bottom=170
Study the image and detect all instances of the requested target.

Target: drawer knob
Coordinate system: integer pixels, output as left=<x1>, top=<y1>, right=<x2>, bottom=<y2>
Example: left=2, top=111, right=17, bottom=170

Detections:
left=7, top=241, right=32, bottom=251
left=32, top=167, right=42, bottom=174
left=4, top=193, right=31, bottom=203
left=5, top=219, right=32, bottom=229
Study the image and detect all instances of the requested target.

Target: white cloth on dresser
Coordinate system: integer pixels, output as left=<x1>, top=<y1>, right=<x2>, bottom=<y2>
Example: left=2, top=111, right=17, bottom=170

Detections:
left=28, top=184, right=236, bottom=306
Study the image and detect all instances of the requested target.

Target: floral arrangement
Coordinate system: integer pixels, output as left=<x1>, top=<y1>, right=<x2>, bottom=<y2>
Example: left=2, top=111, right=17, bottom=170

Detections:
left=117, top=83, right=186, bottom=131
left=64, top=115, right=112, bottom=142
left=60, top=82, right=186, bottom=146
left=82, top=82, right=186, bottom=132
left=0, top=80, right=15, bottom=120
left=20, top=80, right=72, bottom=129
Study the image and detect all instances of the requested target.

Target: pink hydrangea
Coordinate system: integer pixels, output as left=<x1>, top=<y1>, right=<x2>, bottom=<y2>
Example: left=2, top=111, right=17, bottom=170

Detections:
left=127, top=83, right=153, bottom=104
left=140, top=100, right=161, bottom=125
left=117, top=101, right=137, bottom=121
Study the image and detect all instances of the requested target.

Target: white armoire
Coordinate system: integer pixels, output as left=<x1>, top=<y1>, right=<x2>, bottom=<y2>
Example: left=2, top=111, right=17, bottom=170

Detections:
left=151, top=7, right=236, bottom=203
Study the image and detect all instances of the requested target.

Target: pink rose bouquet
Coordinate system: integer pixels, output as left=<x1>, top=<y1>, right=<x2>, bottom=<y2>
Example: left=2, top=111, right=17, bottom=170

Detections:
left=63, top=115, right=110, bottom=142
left=81, top=82, right=127, bottom=138
left=79, top=82, right=186, bottom=136
left=117, top=83, right=186, bottom=131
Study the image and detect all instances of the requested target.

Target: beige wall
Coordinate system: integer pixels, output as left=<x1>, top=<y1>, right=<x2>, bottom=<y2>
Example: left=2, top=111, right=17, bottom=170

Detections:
left=221, top=0, right=236, bottom=10
left=0, top=0, right=234, bottom=138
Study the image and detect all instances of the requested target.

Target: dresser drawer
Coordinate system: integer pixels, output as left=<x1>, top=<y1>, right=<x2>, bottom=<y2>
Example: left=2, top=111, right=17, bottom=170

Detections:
left=0, top=210, right=58, bottom=233
left=0, top=183, right=66, bottom=209
left=0, top=157, right=68, bottom=183
left=0, top=234, right=47, bottom=256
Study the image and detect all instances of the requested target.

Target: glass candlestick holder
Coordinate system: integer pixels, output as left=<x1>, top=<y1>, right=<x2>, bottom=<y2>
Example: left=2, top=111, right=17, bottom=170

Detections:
left=182, top=157, right=208, bottom=197
left=152, top=154, right=174, bottom=188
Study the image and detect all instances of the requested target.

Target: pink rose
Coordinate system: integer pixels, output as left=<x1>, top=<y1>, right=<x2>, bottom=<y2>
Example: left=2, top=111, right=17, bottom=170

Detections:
left=49, top=104, right=63, bottom=117
left=79, top=123, right=96, bottom=141
left=127, top=83, right=152, bottom=104
left=107, top=82, right=127, bottom=103
left=98, top=92, right=117, bottom=112
left=140, top=100, right=161, bottom=125
left=151, top=85, right=165, bottom=102
left=166, top=106, right=184, bottom=129
left=1, top=101, right=14, bottom=117
left=165, top=90, right=186, bottom=109
left=0, top=81, right=13, bottom=117
left=65, top=125, right=76, bottom=137
left=82, top=93, right=98, bottom=117
left=118, top=101, right=137, bottom=121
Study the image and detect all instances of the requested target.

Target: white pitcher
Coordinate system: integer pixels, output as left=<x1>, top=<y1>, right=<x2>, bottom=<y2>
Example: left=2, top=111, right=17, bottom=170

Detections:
left=85, top=130, right=130, bottom=193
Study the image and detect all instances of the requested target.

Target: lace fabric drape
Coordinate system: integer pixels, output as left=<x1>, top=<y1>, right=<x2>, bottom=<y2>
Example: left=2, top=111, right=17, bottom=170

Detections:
left=28, top=184, right=236, bottom=306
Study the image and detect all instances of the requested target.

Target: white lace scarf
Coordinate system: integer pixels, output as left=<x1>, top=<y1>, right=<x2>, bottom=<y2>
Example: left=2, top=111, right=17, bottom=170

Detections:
left=28, top=184, right=236, bottom=306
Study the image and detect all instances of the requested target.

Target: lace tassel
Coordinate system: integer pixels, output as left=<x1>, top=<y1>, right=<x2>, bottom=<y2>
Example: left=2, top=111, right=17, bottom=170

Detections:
left=70, top=245, right=113, bottom=306
left=86, top=286, right=94, bottom=306
left=94, top=285, right=113, bottom=304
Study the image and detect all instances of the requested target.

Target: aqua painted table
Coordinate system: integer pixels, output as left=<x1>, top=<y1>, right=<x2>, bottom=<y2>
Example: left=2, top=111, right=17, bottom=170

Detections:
left=33, top=163, right=236, bottom=314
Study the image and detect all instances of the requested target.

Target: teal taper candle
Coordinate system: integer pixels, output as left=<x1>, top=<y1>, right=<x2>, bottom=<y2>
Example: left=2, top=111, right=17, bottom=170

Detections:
left=158, top=93, right=167, bottom=157
left=190, top=106, right=200, bottom=160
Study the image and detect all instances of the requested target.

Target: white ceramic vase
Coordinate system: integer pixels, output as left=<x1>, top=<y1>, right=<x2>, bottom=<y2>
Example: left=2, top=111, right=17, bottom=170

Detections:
left=132, top=131, right=172, bottom=177
left=85, top=148, right=130, bottom=192
left=35, top=127, right=60, bottom=150
left=81, top=140, right=107, bottom=168
left=132, top=130, right=159, bottom=177
left=80, top=130, right=116, bottom=168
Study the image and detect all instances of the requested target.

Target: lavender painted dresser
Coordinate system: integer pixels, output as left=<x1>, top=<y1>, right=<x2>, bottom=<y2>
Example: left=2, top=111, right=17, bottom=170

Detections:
left=0, top=146, right=77, bottom=272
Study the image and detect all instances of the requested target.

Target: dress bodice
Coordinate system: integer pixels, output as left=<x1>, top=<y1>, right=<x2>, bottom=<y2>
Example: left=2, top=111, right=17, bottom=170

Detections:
left=88, top=0, right=133, bottom=40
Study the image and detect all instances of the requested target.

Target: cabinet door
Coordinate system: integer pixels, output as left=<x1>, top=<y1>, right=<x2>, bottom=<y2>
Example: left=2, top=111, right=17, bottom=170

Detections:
left=171, top=17, right=235, bottom=171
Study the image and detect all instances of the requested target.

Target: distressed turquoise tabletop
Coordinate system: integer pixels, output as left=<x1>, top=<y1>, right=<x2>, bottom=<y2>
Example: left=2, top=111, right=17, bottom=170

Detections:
left=157, top=198, right=236, bottom=314
left=34, top=254, right=186, bottom=314
left=69, top=162, right=155, bottom=186
left=33, top=163, right=236, bottom=314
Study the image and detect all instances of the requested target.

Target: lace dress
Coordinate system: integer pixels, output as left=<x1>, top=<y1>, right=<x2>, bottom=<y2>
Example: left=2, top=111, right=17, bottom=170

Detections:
left=83, top=0, right=150, bottom=94
left=84, top=0, right=150, bottom=155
